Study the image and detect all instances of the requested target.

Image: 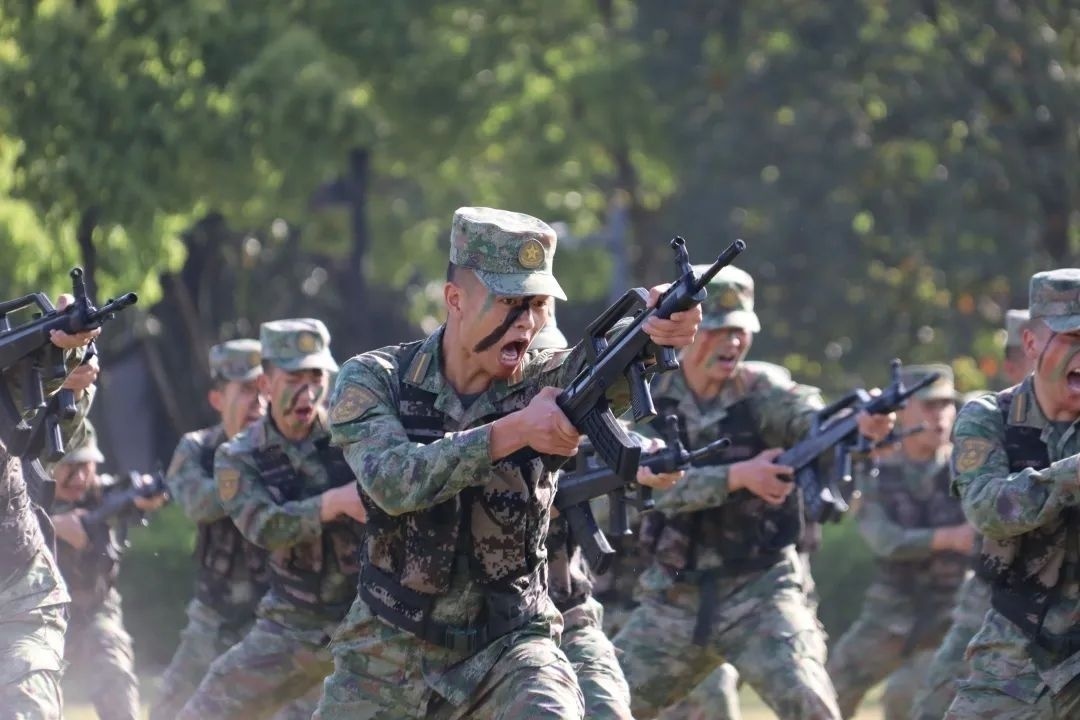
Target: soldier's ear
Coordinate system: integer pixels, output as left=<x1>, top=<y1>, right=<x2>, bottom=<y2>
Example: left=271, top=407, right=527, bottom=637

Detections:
left=445, top=282, right=462, bottom=315
left=208, top=389, right=225, bottom=413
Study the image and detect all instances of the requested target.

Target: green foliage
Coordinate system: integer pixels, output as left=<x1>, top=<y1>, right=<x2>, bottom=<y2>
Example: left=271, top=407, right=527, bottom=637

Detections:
left=814, top=519, right=876, bottom=641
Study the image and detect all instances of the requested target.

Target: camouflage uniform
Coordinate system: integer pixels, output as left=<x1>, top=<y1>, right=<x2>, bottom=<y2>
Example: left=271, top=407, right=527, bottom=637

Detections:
left=1, top=357, right=93, bottom=720
left=152, top=341, right=287, bottom=719
left=547, top=515, right=633, bottom=719
left=316, top=207, right=618, bottom=720
left=614, top=265, right=840, bottom=720
left=946, top=271, right=1080, bottom=718
left=911, top=317, right=1029, bottom=720
left=827, top=366, right=970, bottom=719
left=51, top=428, right=141, bottom=720
left=532, top=303, right=633, bottom=719
left=178, top=320, right=356, bottom=720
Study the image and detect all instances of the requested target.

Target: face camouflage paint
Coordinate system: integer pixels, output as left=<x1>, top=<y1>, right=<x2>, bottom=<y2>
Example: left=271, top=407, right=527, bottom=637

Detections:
left=473, top=297, right=533, bottom=353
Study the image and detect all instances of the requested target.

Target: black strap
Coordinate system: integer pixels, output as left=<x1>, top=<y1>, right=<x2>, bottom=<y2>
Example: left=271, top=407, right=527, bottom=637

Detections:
left=359, top=563, right=542, bottom=654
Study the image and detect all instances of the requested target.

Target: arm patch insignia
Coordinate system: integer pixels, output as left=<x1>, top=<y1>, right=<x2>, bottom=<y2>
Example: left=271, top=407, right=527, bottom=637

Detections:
left=955, top=437, right=994, bottom=474
left=218, top=467, right=241, bottom=502
left=330, top=385, right=379, bottom=425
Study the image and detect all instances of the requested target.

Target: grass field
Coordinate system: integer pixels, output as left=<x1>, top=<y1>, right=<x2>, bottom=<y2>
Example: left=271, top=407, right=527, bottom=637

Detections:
left=67, top=683, right=887, bottom=719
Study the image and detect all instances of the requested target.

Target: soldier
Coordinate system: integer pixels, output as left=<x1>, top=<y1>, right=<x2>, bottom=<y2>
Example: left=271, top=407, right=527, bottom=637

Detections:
left=50, top=423, right=168, bottom=720
left=177, top=319, right=366, bottom=720
left=946, top=270, right=1080, bottom=718
left=151, top=340, right=276, bottom=719
left=0, top=296, right=97, bottom=719
left=532, top=304, right=638, bottom=720
left=315, top=206, right=700, bottom=719
left=826, top=365, right=973, bottom=719
left=612, top=265, right=891, bottom=720
left=909, top=310, right=1034, bottom=720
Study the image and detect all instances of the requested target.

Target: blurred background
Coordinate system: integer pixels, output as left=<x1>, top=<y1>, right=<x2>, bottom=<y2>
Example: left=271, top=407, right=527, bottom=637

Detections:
left=1, top=0, right=1077, bottom=695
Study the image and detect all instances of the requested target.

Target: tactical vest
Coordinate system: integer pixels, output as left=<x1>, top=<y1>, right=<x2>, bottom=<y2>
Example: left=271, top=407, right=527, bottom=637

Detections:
left=192, top=440, right=270, bottom=622
left=0, top=446, right=42, bottom=576
left=875, top=460, right=969, bottom=596
left=358, top=341, right=550, bottom=654
left=253, top=437, right=362, bottom=617
left=982, top=388, right=1080, bottom=658
left=640, top=398, right=801, bottom=576
left=55, top=486, right=119, bottom=617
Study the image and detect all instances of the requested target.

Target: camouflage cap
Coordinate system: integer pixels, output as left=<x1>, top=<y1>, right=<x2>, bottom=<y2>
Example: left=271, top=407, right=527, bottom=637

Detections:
left=900, top=363, right=958, bottom=401
left=531, top=304, right=568, bottom=351
left=696, top=264, right=760, bottom=332
left=1004, top=309, right=1031, bottom=348
left=1029, top=269, right=1080, bottom=333
left=208, top=339, right=262, bottom=383
left=59, top=421, right=105, bottom=464
left=449, top=207, right=566, bottom=300
left=259, top=318, right=338, bottom=373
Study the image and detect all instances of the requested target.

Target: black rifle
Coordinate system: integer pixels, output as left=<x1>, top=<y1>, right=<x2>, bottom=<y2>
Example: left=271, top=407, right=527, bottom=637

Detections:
left=546, top=237, right=745, bottom=485
left=556, top=415, right=730, bottom=573
left=79, top=471, right=169, bottom=557
left=776, top=360, right=940, bottom=524
left=0, top=267, right=137, bottom=466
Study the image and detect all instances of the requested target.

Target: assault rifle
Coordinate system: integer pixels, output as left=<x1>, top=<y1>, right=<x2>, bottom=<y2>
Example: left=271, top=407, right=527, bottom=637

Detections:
left=0, top=267, right=137, bottom=464
left=556, top=415, right=730, bottom=573
left=546, top=237, right=746, bottom=486
left=777, top=360, right=939, bottom=524
left=79, top=471, right=169, bottom=557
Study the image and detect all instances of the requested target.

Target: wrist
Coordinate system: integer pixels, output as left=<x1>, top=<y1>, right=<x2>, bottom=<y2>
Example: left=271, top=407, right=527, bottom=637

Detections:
left=727, top=462, right=745, bottom=492
left=490, top=414, right=525, bottom=459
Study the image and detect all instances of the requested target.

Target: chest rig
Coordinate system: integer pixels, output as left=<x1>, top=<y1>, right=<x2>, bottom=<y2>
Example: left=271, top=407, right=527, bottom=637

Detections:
left=358, top=341, right=549, bottom=655
left=876, top=460, right=969, bottom=596
left=56, top=486, right=119, bottom=618
left=640, top=397, right=802, bottom=577
left=982, top=388, right=1080, bottom=661
left=192, top=439, right=270, bottom=622
left=252, top=434, right=361, bottom=617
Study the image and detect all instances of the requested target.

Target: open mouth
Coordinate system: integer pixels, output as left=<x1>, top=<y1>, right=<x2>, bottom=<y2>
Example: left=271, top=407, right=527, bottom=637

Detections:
left=711, top=351, right=739, bottom=368
left=499, top=339, right=529, bottom=367
left=1068, top=368, right=1080, bottom=392
left=293, top=406, right=314, bottom=421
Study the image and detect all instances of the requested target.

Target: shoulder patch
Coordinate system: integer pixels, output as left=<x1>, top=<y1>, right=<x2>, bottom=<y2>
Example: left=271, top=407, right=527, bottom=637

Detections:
left=218, top=467, right=241, bottom=502
left=330, top=384, right=380, bottom=425
left=954, top=437, right=994, bottom=474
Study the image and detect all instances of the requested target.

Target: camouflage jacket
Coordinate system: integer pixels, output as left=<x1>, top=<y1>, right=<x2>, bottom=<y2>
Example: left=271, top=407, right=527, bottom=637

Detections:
left=855, top=451, right=944, bottom=562
left=546, top=513, right=593, bottom=613
left=53, top=478, right=123, bottom=620
left=855, top=447, right=969, bottom=606
left=216, top=412, right=358, bottom=642
left=952, top=375, right=1080, bottom=696
left=637, top=361, right=823, bottom=589
left=328, top=325, right=631, bottom=700
left=167, top=424, right=270, bottom=624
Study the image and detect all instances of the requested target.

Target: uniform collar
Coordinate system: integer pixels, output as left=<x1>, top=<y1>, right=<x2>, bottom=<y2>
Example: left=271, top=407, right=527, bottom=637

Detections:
left=1009, top=376, right=1049, bottom=430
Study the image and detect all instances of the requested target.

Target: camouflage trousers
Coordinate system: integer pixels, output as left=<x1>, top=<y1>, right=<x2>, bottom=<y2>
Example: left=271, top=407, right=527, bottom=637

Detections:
left=153, top=599, right=295, bottom=720
left=911, top=574, right=991, bottom=720
left=176, top=618, right=329, bottom=720
left=827, top=584, right=954, bottom=719
left=943, top=606, right=1080, bottom=720
left=0, top=603, right=66, bottom=720
left=314, top=616, right=584, bottom=719
left=63, top=590, right=140, bottom=720
left=561, top=597, right=632, bottom=719
left=613, top=554, right=840, bottom=720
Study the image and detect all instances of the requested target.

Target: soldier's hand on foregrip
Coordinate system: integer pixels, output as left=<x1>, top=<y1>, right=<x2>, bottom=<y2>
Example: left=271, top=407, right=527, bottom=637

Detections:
left=728, top=448, right=795, bottom=505
left=636, top=465, right=683, bottom=490
left=320, top=484, right=367, bottom=524
left=48, top=293, right=101, bottom=349
left=642, top=285, right=702, bottom=349
left=516, top=386, right=581, bottom=457
left=53, top=510, right=90, bottom=550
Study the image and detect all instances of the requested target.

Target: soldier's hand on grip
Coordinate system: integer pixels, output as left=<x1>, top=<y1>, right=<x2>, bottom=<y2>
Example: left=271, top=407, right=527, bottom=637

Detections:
left=728, top=448, right=795, bottom=505
left=518, top=386, right=581, bottom=456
